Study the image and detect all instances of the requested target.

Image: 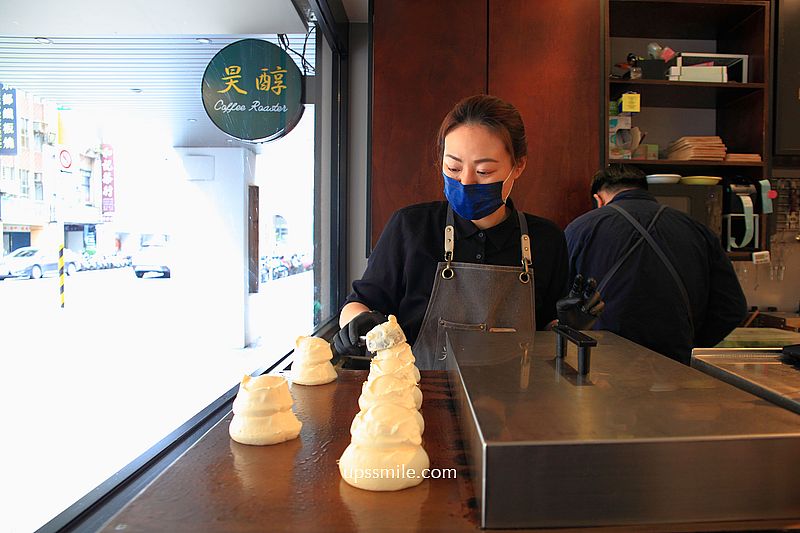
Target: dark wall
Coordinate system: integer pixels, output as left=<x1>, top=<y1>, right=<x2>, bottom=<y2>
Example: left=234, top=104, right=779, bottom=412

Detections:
left=370, top=0, right=601, bottom=248
left=370, top=0, right=487, bottom=248
left=488, top=0, right=600, bottom=229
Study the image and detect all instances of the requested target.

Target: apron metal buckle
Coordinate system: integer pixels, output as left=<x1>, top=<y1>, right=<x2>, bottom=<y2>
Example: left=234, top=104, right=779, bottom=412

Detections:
left=519, top=258, right=531, bottom=284
left=442, top=251, right=455, bottom=279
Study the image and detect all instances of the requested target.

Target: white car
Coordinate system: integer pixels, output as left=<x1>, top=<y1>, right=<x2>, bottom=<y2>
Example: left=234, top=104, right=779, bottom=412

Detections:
left=0, top=247, right=83, bottom=280
left=132, top=245, right=171, bottom=278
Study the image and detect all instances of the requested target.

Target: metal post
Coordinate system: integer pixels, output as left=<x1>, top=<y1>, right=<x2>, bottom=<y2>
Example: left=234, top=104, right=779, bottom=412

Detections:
left=59, top=243, right=65, bottom=308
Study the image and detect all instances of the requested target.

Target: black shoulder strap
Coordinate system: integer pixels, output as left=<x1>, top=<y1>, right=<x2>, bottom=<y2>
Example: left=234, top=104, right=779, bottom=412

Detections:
left=606, top=203, right=695, bottom=334
left=597, top=205, right=666, bottom=294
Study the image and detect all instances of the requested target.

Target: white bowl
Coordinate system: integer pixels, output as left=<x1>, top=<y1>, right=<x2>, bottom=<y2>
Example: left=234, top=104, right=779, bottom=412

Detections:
left=646, top=174, right=681, bottom=184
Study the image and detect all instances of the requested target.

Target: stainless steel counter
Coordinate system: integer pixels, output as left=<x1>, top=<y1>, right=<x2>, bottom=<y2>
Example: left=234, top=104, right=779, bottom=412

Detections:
left=692, top=349, right=800, bottom=415
left=446, top=330, right=800, bottom=529
left=714, top=327, right=800, bottom=348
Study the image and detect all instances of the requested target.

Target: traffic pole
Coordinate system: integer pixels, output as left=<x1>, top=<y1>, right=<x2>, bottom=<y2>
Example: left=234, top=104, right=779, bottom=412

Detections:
left=59, top=244, right=65, bottom=308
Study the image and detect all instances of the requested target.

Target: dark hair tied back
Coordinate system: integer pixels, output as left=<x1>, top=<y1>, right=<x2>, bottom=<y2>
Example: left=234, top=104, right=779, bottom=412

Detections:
left=436, top=95, right=527, bottom=167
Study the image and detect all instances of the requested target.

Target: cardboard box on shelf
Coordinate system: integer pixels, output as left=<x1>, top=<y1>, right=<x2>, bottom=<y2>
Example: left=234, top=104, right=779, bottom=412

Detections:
left=633, top=143, right=659, bottom=160
left=609, top=145, right=632, bottom=159
left=609, top=114, right=631, bottom=132
left=668, top=52, right=748, bottom=83
left=668, top=65, right=728, bottom=83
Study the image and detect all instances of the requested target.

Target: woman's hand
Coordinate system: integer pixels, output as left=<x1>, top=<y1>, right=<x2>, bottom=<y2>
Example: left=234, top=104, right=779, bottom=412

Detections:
left=332, top=310, right=388, bottom=362
left=556, top=274, right=605, bottom=330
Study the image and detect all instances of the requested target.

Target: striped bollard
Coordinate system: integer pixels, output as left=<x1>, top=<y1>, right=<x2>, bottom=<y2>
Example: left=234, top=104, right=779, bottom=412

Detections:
left=59, top=244, right=65, bottom=308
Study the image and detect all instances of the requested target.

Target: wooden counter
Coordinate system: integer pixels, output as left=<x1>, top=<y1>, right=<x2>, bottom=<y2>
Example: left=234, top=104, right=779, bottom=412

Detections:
left=100, top=371, right=800, bottom=532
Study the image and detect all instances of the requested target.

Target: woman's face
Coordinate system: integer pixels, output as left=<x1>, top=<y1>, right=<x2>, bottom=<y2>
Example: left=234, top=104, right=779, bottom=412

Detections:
left=442, top=124, right=526, bottom=198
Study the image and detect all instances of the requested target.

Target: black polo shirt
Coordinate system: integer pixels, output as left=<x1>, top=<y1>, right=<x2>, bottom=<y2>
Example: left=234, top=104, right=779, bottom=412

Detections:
left=345, top=200, right=569, bottom=345
left=565, top=189, right=747, bottom=364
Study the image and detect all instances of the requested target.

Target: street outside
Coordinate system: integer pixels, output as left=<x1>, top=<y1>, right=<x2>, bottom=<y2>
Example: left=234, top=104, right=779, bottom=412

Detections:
left=0, top=267, right=314, bottom=533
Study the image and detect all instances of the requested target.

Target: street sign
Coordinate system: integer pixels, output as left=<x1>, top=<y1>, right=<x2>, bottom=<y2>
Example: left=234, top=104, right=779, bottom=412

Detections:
left=100, top=144, right=115, bottom=214
left=0, top=84, right=18, bottom=156
left=59, top=149, right=72, bottom=169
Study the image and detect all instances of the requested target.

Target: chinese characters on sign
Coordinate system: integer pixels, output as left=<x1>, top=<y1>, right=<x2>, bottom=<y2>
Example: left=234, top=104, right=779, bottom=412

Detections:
left=217, top=65, right=289, bottom=96
left=216, top=65, right=290, bottom=97
left=100, top=144, right=115, bottom=217
left=218, top=66, right=248, bottom=95
left=0, top=84, right=18, bottom=156
left=202, top=39, right=303, bottom=142
left=255, top=66, right=288, bottom=96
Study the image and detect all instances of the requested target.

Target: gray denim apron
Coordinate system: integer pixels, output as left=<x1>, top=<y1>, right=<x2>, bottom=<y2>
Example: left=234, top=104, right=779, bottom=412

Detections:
left=412, top=205, right=536, bottom=370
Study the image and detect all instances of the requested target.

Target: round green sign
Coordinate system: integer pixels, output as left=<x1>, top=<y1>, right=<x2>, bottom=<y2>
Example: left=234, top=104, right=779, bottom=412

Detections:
left=202, top=39, right=304, bottom=142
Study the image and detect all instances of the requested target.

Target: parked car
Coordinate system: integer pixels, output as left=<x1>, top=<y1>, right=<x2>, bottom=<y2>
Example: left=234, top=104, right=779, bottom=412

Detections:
left=132, top=244, right=171, bottom=278
left=110, top=252, right=132, bottom=268
left=0, top=246, right=83, bottom=280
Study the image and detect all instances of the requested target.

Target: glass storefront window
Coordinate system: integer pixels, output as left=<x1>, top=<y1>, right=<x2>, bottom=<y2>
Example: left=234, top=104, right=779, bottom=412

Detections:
left=0, top=27, right=341, bottom=532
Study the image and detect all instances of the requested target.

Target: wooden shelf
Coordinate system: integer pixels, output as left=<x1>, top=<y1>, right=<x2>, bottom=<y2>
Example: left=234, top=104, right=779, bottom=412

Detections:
left=610, top=1, right=768, bottom=40
left=607, top=0, right=771, bottom=255
left=611, top=79, right=764, bottom=89
left=610, top=159, right=764, bottom=167
left=609, top=79, right=765, bottom=108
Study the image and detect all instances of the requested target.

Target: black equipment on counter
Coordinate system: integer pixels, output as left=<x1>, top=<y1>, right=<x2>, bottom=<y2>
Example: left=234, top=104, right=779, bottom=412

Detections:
left=784, top=343, right=800, bottom=363
left=553, top=324, right=597, bottom=375
left=722, top=176, right=774, bottom=252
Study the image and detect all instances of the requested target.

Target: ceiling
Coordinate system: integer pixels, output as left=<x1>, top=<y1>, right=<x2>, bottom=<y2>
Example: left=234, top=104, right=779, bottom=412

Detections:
left=0, top=0, right=314, bottom=151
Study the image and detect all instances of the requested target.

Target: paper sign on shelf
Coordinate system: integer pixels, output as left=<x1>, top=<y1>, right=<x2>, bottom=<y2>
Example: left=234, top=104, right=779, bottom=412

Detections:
left=620, top=93, right=640, bottom=113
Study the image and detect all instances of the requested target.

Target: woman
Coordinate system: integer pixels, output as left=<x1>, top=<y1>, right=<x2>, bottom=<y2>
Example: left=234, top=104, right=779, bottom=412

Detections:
left=334, top=95, right=601, bottom=370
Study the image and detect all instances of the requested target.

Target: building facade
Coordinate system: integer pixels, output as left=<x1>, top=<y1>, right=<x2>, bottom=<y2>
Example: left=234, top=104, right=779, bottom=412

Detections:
left=0, top=89, right=112, bottom=257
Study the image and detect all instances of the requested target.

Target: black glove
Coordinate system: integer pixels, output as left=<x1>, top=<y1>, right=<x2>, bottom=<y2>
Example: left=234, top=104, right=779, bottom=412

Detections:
left=331, top=310, right=388, bottom=363
left=556, top=274, right=605, bottom=330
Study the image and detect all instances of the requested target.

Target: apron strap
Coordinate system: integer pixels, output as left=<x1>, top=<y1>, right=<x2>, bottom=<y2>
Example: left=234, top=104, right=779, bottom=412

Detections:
left=597, top=204, right=666, bottom=294
left=518, top=210, right=532, bottom=284
left=444, top=204, right=532, bottom=283
left=607, top=203, right=695, bottom=336
left=443, top=207, right=456, bottom=279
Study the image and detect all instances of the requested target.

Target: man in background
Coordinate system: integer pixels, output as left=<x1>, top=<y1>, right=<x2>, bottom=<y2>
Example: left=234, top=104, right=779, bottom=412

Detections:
left=564, top=164, right=746, bottom=364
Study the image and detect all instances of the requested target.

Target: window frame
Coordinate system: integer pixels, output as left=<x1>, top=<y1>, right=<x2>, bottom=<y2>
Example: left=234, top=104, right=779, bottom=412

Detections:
left=81, top=168, right=92, bottom=205
left=34, top=172, right=43, bottom=201
left=19, top=117, right=29, bottom=150
left=19, top=168, right=29, bottom=197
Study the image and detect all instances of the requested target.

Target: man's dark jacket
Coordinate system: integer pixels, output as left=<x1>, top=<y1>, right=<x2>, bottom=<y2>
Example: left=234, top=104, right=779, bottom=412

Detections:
left=565, top=189, right=747, bottom=364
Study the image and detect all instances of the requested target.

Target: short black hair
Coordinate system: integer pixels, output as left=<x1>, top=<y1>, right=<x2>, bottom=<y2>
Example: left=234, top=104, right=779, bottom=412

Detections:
left=590, top=164, right=648, bottom=196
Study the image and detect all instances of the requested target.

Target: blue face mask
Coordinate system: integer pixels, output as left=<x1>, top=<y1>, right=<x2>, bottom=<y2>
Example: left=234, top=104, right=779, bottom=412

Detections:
left=443, top=170, right=513, bottom=220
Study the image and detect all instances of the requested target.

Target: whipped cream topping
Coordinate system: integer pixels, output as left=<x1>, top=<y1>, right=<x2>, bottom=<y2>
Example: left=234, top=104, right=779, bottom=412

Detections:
left=229, top=374, right=302, bottom=445
left=338, top=443, right=430, bottom=491
left=339, top=404, right=429, bottom=491
left=291, top=335, right=337, bottom=386
left=350, top=403, right=425, bottom=445
left=232, top=374, right=294, bottom=416
left=366, top=314, right=407, bottom=352
left=358, top=374, right=423, bottom=412
left=368, top=357, right=421, bottom=385
left=340, top=315, right=429, bottom=491
left=373, top=342, right=415, bottom=364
